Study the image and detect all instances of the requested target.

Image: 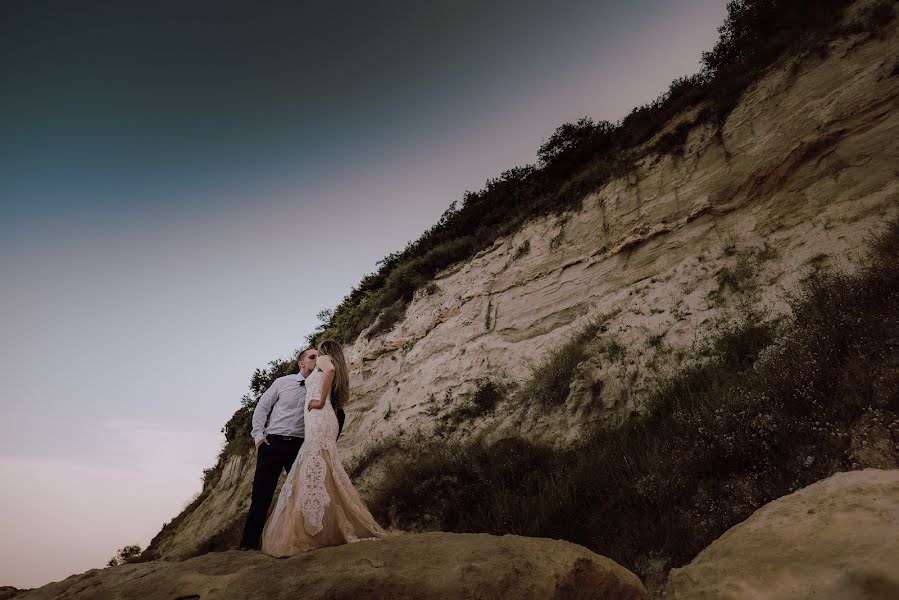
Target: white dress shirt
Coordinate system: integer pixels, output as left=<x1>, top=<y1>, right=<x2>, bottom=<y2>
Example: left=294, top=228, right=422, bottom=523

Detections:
left=250, top=374, right=307, bottom=443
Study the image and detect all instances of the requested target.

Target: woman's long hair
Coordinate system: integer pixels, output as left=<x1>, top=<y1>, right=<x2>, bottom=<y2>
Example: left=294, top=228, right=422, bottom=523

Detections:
left=318, top=339, right=349, bottom=409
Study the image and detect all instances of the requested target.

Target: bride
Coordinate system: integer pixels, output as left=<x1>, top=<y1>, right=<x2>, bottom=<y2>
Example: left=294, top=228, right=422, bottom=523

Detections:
left=261, top=340, right=386, bottom=556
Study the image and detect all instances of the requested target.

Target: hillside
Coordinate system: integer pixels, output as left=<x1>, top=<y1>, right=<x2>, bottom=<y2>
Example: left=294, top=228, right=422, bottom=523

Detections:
left=142, top=0, right=899, bottom=586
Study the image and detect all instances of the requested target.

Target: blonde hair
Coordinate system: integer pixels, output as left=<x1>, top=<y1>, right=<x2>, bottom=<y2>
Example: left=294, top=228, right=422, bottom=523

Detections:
left=318, top=339, right=349, bottom=409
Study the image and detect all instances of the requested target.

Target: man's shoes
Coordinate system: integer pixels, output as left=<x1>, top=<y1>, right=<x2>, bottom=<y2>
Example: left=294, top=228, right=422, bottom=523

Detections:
left=238, top=546, right=258, bottom=551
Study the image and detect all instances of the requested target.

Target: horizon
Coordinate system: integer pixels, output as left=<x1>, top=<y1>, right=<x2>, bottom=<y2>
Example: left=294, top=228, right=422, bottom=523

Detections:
left=0, top=0, right=727, bottom=588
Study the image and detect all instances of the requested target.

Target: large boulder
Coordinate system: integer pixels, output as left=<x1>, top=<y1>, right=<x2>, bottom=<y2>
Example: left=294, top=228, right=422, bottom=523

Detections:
left=667, top=469, right=899, bottom=599
left=19, top=532, right=647, bottom=600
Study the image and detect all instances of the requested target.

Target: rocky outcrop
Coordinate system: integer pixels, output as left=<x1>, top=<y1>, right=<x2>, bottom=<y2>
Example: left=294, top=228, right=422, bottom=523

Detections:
left=666, top=469, right=899, bottom=600
left=19, top=533, right=647, bottom=600
left=149, top=0, right=899, bottom=561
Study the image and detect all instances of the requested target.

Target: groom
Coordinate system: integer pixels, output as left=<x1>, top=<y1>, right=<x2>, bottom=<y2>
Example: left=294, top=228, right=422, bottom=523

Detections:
left=239, top=347, right=346, bottom=550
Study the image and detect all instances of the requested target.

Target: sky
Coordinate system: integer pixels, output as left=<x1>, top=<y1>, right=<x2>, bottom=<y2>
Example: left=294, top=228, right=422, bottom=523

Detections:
left=0, top=0, right=727, bottom=589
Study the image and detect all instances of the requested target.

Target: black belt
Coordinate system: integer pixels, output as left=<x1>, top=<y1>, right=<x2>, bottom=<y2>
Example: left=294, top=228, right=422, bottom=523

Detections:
left=267, top=434, right=303, bottom=442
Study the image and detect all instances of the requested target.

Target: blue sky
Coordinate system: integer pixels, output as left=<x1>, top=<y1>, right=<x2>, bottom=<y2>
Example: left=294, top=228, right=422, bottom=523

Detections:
left=0, top=0, right=726, bottom=588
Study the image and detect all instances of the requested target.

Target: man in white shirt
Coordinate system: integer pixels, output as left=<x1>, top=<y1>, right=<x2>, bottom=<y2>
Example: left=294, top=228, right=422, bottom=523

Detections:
left=239, top=347, right=318, bottom=550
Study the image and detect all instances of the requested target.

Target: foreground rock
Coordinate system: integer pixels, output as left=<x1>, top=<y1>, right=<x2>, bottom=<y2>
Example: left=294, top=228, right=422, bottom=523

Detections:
left=20, top=532, right=647, bottom=600
left=667, top=469, right=899, bottom=600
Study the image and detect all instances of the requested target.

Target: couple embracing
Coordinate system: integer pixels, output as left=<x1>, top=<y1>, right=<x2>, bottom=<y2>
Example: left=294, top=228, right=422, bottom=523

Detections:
left=239, top=340, right=386, bottom=556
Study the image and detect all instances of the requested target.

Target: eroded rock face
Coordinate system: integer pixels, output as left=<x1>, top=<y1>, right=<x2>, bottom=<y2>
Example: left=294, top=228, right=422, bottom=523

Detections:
left=666, top=469, right=899, bottom=600
left=340, top=2, right=899, bottom=452
left=149, top=1, right=899, bottom=561
left=19, top=533, right=647, bottom=600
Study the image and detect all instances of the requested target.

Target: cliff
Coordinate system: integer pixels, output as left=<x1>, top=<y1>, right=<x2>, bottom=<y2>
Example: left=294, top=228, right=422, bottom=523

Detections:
left=145, top=0, right=899, bottom=563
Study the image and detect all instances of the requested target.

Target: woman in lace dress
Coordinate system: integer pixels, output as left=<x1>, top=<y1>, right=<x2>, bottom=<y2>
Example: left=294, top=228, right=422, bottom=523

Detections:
left=261, top=340, right=386, bottom=556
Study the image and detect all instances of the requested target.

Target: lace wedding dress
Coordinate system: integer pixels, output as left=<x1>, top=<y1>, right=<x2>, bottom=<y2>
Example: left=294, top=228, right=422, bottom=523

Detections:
left=261, top=368, right=386, bottom=556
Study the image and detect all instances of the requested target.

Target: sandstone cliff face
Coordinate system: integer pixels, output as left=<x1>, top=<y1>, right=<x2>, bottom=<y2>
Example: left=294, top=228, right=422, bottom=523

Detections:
left=149, top=2, right=899, bottom=560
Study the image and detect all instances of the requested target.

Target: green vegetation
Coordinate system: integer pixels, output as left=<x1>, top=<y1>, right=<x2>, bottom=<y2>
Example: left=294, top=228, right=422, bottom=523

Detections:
left=523, top=314, right=620, bottom=407
left=527, top=321, right=602, bottom=406
left=346, top=433, right=408, bottom=481
left=360, top=219, right=899, bottom=580
left=436, top=379, right=506, bottom=432
left=367, top=302, right=407, bottom=339
left=419, top=381, right=509, bottom=436
left=707, top=240, right=778, bottom=306
left=647, top=331, right=667, bottom=350
left=106, top=544, right=142, bottom=568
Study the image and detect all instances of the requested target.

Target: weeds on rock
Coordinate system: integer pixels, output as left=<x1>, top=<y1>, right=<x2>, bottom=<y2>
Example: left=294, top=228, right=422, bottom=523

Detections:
left=708, top=241, right=778, bottom=305
left=436, top=380, right=506, bottom=434
left=524, top=316, right=617, bottom=406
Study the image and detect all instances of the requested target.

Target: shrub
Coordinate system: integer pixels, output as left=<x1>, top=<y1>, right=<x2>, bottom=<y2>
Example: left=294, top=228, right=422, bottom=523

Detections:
left=365, top=433, right=561, bottom=533
left=106, top=544, right=142, bottom=567
left=438, top=379, right=506, bottom=430
left=650, top=121, right=693, bottom=159
left=367, top=302, right=406, bottom=339
left=471, top=379, right=504, bottom=413
left=526, top=320, right=604, bottom=406
left=710, top=242, right=777, bottom=303
left=346, top=434, right=405, bottom=480
left=538, top=118, right=616, bottom=180
left=715, top=253, right=757, bottom=293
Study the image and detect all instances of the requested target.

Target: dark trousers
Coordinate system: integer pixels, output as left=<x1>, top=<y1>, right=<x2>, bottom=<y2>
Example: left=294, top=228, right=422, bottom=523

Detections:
left=239, top=435, right=303, bottom=549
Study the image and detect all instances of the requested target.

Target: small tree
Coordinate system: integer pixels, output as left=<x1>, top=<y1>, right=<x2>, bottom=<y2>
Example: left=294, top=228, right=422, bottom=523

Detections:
left=106, top=544, right=142, bottom=567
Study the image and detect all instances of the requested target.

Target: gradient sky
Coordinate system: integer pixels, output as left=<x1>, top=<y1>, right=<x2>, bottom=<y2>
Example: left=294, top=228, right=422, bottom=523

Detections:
left=0, top=0, right=726, bottom=588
